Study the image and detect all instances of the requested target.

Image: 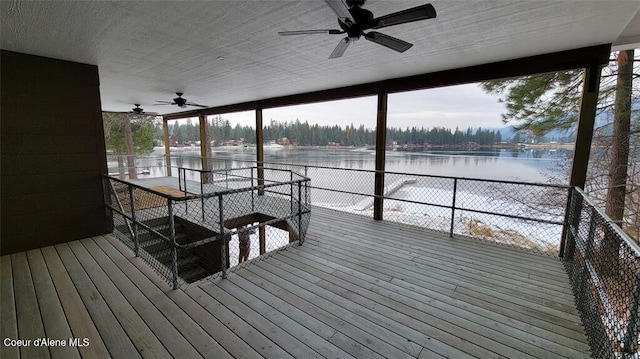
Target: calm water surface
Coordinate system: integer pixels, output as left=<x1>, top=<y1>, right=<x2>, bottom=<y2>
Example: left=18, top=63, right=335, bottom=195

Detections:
left=131, top=147, right=570, bottom=184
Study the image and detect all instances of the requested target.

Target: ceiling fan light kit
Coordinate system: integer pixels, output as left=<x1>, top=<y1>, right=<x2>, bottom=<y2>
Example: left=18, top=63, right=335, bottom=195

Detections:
left=278, top=0, right=436, bottom=59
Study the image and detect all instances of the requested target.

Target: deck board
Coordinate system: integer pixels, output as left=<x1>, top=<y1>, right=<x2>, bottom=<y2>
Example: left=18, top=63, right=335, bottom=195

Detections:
left=40, top=246, right=111, bottom=359
left=198, top=281, right=324, bottom=359
left=308, top=231, right=581, bottom=321
left=242, top=263, right=422, bottom=359
left=79, top=238, right=202, bottom=358
left=285, top=244, right=589, bottom=353
left=66, top=240, right=170, bottom=357
left=286, top=246, right=585, bottom=358
left=1, top=256, right=19, bottom=359
left=273, top=249, right=519, bottom=358
left=186, top=285, right=294, bottom=359
left=26, top=249, right=80, bottom=359
left=12, top=252, right=50, bottom=359
left=93, top=236, right=230, bottom=358
left=1, top=205, right=591, bottom=358
left=104, top=236, right=248, bottom=359
left=313, top=221, right=575, bottom=296
left=55, top=243, right=141, bottom=358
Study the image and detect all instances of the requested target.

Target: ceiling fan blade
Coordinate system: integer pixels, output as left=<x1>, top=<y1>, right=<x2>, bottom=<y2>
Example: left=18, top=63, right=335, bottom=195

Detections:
left=130, top=112, right=160, bottom=116
left=324, top=0, right=354, bottom=23
left=329, top=37, right=351, bottom=59
left=154, top=101, right=175, bottom=105
left=369, top=4, right=436, bottom=29
left=278, top=29, right=343, bottom=36
left=186, top=103, right=208, bottom=108
left=364, top=31, right=413, bottom=52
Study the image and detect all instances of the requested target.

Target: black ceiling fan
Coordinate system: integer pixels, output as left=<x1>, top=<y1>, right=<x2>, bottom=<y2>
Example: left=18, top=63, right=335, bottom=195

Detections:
left=278, top=0, right=436, bottom=59
left=155, top=92, right=207, bottom=108
left=129, top=104, right=158, bottom=115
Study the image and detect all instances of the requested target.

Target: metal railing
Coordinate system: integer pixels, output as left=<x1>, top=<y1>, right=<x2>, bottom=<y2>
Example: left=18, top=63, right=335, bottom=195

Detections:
left=201, top=158, right=570, bottom=256
left=562, top=187, right=640, bottom=358
left=109, top=153, right=570, bottom=255
left=103, top=166, right=311, bottom=289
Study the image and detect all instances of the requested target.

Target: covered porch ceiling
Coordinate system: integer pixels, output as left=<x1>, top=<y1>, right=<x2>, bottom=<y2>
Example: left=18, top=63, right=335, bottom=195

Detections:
left=2, top=1, right=640, bottom=117
left=1, top=8, right=638, bottom=356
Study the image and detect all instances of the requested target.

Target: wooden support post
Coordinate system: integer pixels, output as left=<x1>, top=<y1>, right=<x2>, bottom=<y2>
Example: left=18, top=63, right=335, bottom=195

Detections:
left=163, top=118, right=172, bottom=177
left=256, top=109, right=265, bottom=195
left=259, top=227, right=266, bottom=255
left=374, top=91, right=388, bottom=221
left=569, top=65, right=602, bottom=189
left=123, top=113, right=137, bottom=179
left=561, top=65, right=602, bottom=257
left=199, top=114, right=208, bottom=171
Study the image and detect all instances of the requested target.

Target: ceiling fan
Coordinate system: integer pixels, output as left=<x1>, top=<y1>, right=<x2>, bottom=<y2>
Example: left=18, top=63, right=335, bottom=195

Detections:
left=129, top=104, right=158, bottom=116
left=155, top=92, right=207, bottom=108
left=278, top=0, right=436, bottom=59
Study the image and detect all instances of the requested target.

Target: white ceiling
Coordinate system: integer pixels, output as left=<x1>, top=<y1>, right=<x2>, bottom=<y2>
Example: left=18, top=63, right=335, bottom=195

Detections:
left=2, top=0, right=640, bottom=115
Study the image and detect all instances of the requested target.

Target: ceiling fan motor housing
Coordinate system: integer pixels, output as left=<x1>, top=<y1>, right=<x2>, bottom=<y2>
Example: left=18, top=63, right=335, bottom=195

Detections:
left=173, top=92, right=187, bottom=107
left=340, top=4, right=374, bottom=39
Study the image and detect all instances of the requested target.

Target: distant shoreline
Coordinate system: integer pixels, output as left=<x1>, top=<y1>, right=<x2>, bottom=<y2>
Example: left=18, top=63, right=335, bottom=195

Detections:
left=155, top=142, right=576, bottom=153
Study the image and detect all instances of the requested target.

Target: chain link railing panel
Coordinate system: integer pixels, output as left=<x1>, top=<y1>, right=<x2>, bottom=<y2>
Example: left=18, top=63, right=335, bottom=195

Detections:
left=452, top=179, right=566, bottom=255
left=305, top=166, right=375, bottom=208
left=563, top=188, right=640, bottom=358
left=382, top=173, right=454, bottom=230
left=104, top=167, right=310, bottom=289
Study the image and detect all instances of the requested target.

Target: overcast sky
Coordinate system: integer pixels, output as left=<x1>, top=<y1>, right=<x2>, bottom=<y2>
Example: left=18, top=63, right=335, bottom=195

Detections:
left=179, top=83, right=510, bottom=130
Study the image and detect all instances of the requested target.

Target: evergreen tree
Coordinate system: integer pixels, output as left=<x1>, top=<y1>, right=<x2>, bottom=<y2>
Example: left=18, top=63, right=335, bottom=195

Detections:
left=104, top=112, right=158, bottom=179
left=481, top=50, right=639, bottom=240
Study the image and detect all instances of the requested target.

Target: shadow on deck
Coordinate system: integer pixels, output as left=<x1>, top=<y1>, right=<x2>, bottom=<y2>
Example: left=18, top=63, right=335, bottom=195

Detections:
left=1, top=206, right=590, bottom=358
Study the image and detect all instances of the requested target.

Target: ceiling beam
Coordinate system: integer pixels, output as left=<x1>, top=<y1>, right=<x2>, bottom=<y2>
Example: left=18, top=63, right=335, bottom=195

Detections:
left=164, top=44, right=611, bottom=120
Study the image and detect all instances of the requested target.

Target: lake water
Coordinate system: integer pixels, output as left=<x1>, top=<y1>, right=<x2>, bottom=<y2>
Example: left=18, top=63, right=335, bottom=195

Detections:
left=127, top=146, right=571, bottom=184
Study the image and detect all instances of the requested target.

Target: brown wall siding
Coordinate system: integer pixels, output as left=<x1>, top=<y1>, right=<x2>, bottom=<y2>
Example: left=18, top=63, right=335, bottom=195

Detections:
left=1, top=50, right=110, bottom=255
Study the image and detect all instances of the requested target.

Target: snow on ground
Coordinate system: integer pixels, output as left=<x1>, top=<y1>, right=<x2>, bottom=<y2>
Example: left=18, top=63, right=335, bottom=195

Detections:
left=316, top=185, right=564, bottom=254
left=227, top=226, right=290, bottom=268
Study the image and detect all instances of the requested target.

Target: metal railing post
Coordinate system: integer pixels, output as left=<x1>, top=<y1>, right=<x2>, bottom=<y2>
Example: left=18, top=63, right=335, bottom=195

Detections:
left=290, top=171, right=294, bottom=216
left=559, top=187, right=574, bottom=258
left=450, top=178, right=458, bottom=238
left=128, top=186, right=139, bottom=257
left=219, top=195, right=227, bottom=279
left=623, top=270, right=640, bottom=354
left=298, top=181, right=303, bottom=245
left=107, top=178, right=133, bottom=237
left=565, top=188, right=580, bottom=261
left=251, top=167, right=255, bottom=211
left=305, top=179, right=309, bottom=208
left=586, top=207, right=597, bottom=260
left=103, top=177, right=115, bottom=232
left=168, top=198, right=179, bottom=290
left=225, top=169, right=229, bottom=189
left=200, top=171, right=205, bottom=221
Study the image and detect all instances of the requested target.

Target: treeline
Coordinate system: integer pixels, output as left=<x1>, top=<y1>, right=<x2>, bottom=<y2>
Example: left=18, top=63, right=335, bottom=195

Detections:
left=163, top=118, right=503, bottom=146
left=388, top=126, right=502, bottom=146
left=165, top=119, right=256, bottom=144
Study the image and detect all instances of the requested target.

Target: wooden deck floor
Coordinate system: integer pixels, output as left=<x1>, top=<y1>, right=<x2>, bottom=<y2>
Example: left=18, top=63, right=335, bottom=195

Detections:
left=1, top=206, right=590, bottom=358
